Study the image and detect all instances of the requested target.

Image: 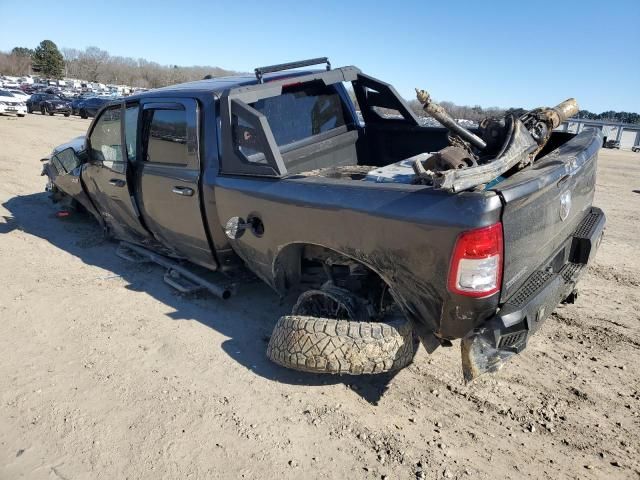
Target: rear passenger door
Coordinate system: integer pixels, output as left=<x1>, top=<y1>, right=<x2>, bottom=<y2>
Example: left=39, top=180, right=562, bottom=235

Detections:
left=136, top=98, right=215, bottom=269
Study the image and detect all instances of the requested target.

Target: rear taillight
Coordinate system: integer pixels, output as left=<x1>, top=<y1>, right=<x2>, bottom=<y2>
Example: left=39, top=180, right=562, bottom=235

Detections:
left=448, top=222, right=503, bottom=298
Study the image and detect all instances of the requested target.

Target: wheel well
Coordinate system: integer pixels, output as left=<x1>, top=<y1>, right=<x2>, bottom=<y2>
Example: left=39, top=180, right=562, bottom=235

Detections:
left=273, top=243, right=393, bottom=312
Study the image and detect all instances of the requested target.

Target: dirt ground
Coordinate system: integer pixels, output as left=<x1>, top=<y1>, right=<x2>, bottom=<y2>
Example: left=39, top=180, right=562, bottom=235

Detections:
left=0, top=113, right=638, bottom=480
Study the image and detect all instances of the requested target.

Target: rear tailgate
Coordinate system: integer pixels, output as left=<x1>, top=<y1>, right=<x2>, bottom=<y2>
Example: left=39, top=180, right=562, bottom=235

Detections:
left=494, top=127, right=603, bottom=301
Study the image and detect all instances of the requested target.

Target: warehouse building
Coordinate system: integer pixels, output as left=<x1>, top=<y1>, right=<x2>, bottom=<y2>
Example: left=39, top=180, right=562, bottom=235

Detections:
left=559, top=119, right=640, bottom=150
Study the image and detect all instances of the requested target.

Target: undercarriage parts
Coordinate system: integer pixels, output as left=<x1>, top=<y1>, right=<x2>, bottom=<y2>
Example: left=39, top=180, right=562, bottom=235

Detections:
left=520, top=98, right=579, bottom=160
left=413, top=90, right=580, bottom=192
left=422, top=145, right=477, bottom=171
left=292, top=283, right=372, bottom=322
left=118, top=242, right=235, bottom=300
left=415, top=89, right=487, bottom=150
left=414, top=118, right=538, bottom=192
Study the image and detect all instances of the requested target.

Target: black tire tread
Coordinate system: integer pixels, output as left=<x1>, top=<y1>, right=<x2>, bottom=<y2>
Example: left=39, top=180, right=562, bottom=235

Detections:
left=267, top=315, right=417, bottom=375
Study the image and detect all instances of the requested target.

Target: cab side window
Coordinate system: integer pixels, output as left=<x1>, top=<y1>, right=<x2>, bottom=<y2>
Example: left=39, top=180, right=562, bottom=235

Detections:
left=89, top=106, right=124, bottom=173
left=232, top=114, right=268, bottom=164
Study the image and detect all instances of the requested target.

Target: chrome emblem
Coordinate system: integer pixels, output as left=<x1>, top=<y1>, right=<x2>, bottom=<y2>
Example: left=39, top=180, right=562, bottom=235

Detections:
left=560, top=191, right=571, bottom=221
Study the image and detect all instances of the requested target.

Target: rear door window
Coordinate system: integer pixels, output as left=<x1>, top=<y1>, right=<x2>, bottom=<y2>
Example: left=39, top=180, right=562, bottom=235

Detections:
left=143, top=108, right=189, bottom=165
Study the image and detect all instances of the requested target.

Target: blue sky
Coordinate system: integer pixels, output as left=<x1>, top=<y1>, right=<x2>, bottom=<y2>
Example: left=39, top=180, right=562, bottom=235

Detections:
left=1, top=0, right=638, bottom=112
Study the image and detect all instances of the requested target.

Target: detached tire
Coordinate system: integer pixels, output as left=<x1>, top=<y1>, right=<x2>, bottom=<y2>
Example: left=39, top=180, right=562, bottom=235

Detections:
left=267, top=315, right=418, bottom=375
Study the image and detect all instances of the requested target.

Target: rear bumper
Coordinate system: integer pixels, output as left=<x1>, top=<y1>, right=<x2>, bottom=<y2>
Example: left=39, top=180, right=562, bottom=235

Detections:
left=461, top=206, right=605, bottom=381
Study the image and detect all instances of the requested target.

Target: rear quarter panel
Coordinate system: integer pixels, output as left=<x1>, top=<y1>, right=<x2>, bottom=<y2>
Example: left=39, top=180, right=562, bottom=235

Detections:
left=213, top=176, right=503, bottom=337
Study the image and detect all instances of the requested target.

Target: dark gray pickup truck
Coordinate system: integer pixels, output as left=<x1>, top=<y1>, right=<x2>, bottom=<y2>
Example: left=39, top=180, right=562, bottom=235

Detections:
left=43, top=58, right=605, bottom=381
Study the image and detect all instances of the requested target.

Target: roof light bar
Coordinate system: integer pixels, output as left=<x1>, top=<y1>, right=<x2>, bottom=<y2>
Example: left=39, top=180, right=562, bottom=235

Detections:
left=254, top=57, right=331, bottom=83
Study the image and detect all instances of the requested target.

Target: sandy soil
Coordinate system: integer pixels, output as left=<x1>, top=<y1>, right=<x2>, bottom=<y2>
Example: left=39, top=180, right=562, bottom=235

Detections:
left=0, top=113, right=638, bottom=480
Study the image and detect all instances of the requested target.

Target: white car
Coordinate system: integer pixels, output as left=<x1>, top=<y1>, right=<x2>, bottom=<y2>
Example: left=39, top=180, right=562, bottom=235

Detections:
left=1, top=80, right=20, bottom=89
left=0, top=90, right=27, bottom=117
left=7, top=89, right=30, bottom=101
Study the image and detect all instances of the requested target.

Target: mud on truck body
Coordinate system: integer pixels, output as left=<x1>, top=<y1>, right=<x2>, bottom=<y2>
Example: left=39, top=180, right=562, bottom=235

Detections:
left=42, top=58, right=605, bottom=381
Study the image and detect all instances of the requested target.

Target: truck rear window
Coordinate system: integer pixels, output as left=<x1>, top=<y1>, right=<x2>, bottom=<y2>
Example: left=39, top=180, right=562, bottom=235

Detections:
left=250, top=82, right=350, bottom=147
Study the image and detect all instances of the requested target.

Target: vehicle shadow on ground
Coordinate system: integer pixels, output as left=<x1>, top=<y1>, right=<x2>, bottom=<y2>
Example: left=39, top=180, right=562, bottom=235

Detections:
left=1, top=192, right=400, bottom=405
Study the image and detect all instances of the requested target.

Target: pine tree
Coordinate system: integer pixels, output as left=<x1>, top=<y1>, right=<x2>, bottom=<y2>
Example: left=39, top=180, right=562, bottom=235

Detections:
left=11, top=47, right=34, bottom=57
left=32, top=40, right=64, bottom=78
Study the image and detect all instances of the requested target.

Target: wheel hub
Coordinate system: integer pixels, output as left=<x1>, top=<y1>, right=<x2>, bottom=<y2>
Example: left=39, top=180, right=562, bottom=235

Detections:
left=292, top=284, right=368, bottom=321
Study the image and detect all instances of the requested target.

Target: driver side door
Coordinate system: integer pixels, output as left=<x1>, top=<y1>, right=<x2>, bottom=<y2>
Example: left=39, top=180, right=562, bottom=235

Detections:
left=82, top=103, right=152, bottom=244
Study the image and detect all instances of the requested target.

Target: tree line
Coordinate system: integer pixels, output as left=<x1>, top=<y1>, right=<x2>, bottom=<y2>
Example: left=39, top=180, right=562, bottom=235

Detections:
left=576, top=109, right=640, bottom=125
left=1, top=40, right=639, bottom=124
left=0, top=40, right=237, bottom=89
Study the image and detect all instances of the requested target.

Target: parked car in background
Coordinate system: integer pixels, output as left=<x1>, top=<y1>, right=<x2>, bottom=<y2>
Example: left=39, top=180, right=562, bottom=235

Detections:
left=71, top=97, right=87, bottom=116
left=71, top=94, right=97, bottom=116
left=0, top=90, right=27, bottom=117
left=1, top=79, right=20, bottom=89
left=603, top=139, right=620, bottom=149
left=26, top=93, right=72, bottom=116
left=7, top=89, right=30, bottom=101
left=77, top=96, right=114, bottom=118
left=43, top=87, right=63, bottom=95
left=632, top=145, right=640, bottom=153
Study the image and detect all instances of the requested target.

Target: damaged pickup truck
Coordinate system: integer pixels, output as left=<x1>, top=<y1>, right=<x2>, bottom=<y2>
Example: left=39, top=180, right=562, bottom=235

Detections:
left=42, top=58, right=605, bottom=381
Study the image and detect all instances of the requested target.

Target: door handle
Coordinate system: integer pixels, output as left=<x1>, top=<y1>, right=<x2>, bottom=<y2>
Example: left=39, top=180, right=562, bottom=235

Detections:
left=172, top=186, right=194, bottom=196
left=109, top=178, right=126, bottom=187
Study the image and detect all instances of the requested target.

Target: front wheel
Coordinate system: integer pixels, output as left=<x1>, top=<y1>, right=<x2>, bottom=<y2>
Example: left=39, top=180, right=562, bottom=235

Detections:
left=17, top=114, right=25, bottom=117
left=80, top=109, right=87, bottom=119
left=41, top=106, right=46, bottom=115
left=63, top=112, right=70, bottom=117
